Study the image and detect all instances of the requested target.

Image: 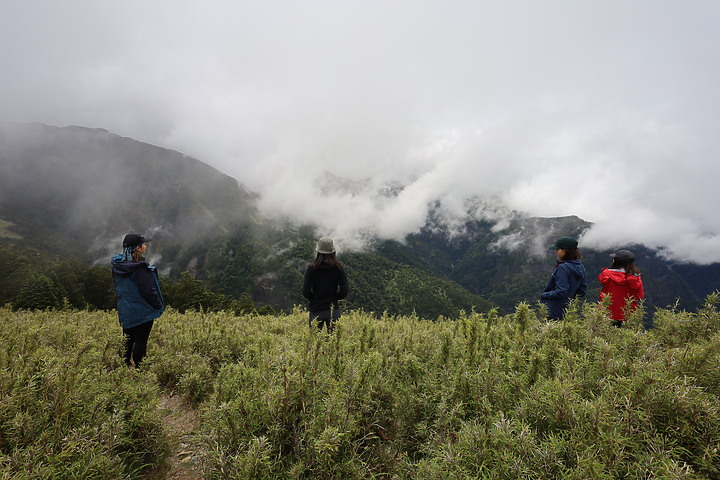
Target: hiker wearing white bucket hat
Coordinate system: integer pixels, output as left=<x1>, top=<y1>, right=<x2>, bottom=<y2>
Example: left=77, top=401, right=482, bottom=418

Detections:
left=302, top=237, right=349, bottom=332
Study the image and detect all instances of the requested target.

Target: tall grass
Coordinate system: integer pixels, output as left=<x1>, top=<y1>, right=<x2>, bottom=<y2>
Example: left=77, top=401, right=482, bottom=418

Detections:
left=0, top=309, right=168, bottom=479
left=2, top=294, right=720, bottom=478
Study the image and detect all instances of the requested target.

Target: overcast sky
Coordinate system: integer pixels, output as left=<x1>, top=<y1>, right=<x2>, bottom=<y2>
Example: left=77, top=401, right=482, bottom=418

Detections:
left=2, top=1, right=719, bottom=263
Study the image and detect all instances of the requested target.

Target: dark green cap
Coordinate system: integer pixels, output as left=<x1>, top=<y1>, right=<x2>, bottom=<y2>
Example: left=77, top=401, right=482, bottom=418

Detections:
left=549, top=236, right=578, bottom=250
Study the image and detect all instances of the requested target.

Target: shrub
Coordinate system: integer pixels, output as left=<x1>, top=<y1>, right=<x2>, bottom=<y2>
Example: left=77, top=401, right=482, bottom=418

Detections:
left=13, top=273, right=62, bottom=310
left=4, top=294, right=720, bottom=479
left=0, top=309, right=170, bottom=478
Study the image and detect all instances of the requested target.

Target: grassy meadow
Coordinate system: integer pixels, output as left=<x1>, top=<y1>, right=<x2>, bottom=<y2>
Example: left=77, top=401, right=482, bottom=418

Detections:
left=1, top=295, right=720, bottom=479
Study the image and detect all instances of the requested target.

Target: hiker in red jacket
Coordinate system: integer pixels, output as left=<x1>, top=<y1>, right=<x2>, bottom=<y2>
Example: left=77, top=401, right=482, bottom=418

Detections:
left=598, top=249, right=644, bottom=327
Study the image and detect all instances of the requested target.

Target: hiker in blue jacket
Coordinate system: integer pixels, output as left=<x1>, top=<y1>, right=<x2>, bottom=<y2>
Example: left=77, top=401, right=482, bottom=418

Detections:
left=540, top=236, right=588, bottom=320
left=111, top=233, right=165, bottom=367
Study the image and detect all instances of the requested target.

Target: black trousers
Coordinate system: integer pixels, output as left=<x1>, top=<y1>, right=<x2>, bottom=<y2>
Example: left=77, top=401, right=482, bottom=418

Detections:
left=123, top=320, right=154, bottom=367
left=309, top=309, right=341, bottom=332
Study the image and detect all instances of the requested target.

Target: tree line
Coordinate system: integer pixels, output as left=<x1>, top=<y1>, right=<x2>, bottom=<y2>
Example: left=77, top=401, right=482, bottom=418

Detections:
left=0, top=247, right=271, bottom=315
left=2, top=244, right=492, bottom=320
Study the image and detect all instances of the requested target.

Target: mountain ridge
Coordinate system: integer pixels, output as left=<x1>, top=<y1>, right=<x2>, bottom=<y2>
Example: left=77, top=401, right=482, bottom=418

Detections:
left=1, top=122, right=717, bottom=316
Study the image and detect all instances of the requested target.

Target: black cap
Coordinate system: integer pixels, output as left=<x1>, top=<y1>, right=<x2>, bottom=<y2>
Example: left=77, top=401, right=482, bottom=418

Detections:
left=610, top=249, right=635, bottom=262
left=122, top=234, right=151, bottom=248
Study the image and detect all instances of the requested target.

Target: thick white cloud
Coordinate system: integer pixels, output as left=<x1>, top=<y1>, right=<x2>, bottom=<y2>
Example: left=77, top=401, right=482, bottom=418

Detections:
left=2, top=1, right=720, bottom=262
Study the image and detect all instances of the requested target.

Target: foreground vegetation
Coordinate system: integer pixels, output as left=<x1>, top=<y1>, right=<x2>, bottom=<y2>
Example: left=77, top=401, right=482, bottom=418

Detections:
left=2, top=295, right=720, bottom=479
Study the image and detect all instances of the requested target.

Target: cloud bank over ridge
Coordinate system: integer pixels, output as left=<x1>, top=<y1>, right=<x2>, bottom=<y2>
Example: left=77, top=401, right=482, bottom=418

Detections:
left=2, top=1, right=720, bottom=262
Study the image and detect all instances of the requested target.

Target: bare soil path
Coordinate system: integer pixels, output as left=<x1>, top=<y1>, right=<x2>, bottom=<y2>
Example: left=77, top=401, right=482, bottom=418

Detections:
left=151, top=394, right=206, bottom=480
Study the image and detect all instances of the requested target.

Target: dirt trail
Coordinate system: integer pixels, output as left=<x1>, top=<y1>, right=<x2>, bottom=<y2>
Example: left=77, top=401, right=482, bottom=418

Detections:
left=155, top=394, right=206, bottom=480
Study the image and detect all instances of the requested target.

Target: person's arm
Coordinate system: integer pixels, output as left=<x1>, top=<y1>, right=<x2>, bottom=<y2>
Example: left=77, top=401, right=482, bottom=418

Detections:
left=540, top=266, right=571, bottom=300
left=336, top=269, right=349, bottom=300
left=302, top=266, right=313, bottom=300
left=575, top=272, right=588, bottom=298
left=630, top=275, right=645, bottom=299
left=135, top=266, right=163, bottom=309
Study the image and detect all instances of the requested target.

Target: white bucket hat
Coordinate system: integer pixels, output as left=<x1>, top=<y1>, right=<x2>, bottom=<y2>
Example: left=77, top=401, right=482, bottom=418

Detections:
left=316, top=237, right=336, bottom=254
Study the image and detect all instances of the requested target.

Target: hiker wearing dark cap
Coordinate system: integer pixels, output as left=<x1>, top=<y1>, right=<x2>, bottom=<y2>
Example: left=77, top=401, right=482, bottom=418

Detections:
left=302, top=237, right=349, bottom=332
left=598, top=249, right=644, bottom=327
left=540, top=236, right=588, bottom=320
left=111, top=233, right=165, bottom=367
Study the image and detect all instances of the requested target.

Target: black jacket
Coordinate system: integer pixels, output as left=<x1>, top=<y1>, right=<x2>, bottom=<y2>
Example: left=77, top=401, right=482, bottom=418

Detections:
left=302, top=264, right=349, bottom=312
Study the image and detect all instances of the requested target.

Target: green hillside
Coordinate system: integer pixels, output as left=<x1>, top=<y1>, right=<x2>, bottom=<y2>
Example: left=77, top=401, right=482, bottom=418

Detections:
left=1, top=122, right=718, bottom=319
left=386, top=215, right=705, bottom=314
left=0, top=123, right=496, bottom=318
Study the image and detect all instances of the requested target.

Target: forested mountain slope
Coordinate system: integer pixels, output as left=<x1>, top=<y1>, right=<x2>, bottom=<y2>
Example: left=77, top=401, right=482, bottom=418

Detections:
left=1, top=122, right=716, bottom=316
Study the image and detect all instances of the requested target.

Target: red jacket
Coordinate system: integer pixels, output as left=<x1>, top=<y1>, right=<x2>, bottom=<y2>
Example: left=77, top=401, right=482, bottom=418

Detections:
left=598, top=268, right=644, bottom=321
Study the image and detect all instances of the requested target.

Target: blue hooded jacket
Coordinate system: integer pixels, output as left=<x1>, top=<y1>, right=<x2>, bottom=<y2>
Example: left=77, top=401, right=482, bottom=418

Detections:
left=540, top=260, right=587, bottom=319
left=111, top=254, right=165, bottom=329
